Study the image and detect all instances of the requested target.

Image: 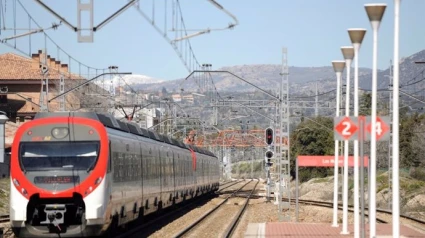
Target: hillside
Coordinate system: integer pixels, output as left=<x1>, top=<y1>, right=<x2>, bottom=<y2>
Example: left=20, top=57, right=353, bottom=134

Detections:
left=132, top=65, right=373, bottom=94
left=359, top=49, right=425, bottom=90
left=128, top=49, right=425, bottom=99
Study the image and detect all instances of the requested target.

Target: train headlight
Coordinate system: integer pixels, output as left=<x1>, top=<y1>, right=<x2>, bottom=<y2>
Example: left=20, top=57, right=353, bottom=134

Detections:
left=13, top=178, right=20, bottom=187
left=94, top=177, right=102, bottom=185
left=51, top=127, right=69, bottom=139
left=21, top=188, right=28, bottom=197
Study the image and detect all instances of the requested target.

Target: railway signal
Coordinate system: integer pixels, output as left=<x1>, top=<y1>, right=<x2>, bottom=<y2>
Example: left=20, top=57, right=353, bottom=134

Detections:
left=265, top=128, right=274, bottom=145
left=265, top=150, right=273, bottom=166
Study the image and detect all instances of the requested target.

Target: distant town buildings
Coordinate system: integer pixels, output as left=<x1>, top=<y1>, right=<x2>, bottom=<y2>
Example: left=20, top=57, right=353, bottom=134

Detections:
left=171, top=94, right=181, bottom=102
left=0, top=49, right=203, bottom=152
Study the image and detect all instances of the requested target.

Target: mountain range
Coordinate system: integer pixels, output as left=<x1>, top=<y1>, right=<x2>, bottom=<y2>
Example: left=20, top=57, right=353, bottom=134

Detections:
left=120, top=49, right=425, bottom=97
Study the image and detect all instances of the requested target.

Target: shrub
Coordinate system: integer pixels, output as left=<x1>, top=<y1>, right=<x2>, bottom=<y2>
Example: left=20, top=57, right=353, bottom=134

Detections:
left=409, top=167, right=425, bottom=182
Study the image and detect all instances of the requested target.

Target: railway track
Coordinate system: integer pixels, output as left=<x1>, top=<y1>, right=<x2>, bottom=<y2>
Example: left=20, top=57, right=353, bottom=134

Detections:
left=292, top=199, right=387, bottom=223
left=222, top=180, right=259, bottom=238
left=0, top=215, right=9, bottom=223
left=288, top=198, right=425, bottom=226
left=217, top=180, right=242, bottom=192
left=114, top=181, right=244, bottom=238
left=172, top=179, right=258, bottom=238
left=3, top=181, right=424, bottom=237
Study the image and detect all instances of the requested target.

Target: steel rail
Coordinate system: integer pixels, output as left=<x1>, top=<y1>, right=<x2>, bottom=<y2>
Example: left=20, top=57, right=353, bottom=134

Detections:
left=294, top=199, right=387, bottom=224
left=115, top=193, right=216, bottom=238
left=217, top=180, right=242, bottom=192
left=0, top=214, right=9, bottom=223
left=284, top=198, right=425, bottom=225
left=115, top=181, right=240, bottom=237
left=172, top=180, right=253, bottom=238
left=222, top=180, right=259, bottom=238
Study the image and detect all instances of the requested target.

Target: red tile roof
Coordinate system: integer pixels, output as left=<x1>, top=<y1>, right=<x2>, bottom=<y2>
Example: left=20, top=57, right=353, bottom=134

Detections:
left=0, top=51, right=83, bottom=80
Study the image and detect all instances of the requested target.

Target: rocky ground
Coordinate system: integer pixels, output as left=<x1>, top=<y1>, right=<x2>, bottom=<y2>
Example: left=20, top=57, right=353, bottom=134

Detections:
left=0, top=178, right=9, bottom=215
left=295, top=173, right=425, bottom=220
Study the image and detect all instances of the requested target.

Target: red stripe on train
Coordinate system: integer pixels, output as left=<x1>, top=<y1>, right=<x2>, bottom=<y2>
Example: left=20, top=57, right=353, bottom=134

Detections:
left=189, top=148, right=196, bottom=171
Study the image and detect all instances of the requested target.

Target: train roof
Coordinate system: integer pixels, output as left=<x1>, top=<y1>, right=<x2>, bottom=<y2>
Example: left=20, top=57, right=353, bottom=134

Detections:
left=34, top=112, right=216, bottom=157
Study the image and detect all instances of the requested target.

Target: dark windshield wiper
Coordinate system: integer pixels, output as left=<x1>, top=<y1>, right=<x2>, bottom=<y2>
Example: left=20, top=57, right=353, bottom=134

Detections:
left=87, top=163, right=95, bottom=173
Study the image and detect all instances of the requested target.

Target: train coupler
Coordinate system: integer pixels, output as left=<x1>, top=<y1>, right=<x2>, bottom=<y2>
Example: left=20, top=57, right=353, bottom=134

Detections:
left=40, top=204, right=67, bottom=227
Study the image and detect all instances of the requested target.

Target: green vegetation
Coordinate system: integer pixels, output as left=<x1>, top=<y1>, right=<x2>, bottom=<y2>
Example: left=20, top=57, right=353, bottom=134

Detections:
left=311, top=177, right=330, bottom=184
left=231, top=161, right=264, bottom=179
left=290, top=93, right=425, bottom=183
left=287, top=92, right=425, bottom=213
left=290, top=116, right=334, bottom=182
left=410, top=167, right=425, bottom=182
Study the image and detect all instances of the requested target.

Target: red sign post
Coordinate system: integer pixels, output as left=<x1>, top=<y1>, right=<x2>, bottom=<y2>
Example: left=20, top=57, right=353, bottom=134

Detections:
left=297, top=155, right=369, bottom=167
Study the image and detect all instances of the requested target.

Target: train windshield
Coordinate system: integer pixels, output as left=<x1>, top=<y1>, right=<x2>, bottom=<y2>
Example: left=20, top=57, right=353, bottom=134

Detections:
left=19, top=141, right=100, bottom=172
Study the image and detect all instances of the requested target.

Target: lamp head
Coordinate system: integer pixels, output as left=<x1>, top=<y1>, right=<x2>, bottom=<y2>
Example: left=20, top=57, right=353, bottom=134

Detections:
left=332, top=61, right=346, bottom=73
left=348, top=28, right=367, bottom=45
left=365, top=4, right=387, bottom=25
left=341, top=46, right=355, bottom=60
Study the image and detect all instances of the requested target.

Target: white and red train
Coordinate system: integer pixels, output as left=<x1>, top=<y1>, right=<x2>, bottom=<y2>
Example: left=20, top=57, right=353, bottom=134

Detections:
left=10, top=112, right=220, bottom=237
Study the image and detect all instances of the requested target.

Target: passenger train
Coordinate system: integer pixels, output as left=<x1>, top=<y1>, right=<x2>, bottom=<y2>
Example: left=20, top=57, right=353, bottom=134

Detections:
left=10, top=112, right=220, bottom=237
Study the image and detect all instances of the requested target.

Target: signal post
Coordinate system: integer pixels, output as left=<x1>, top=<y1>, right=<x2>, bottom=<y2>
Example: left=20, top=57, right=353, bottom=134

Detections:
left=264, top=128, right=274, bottom=201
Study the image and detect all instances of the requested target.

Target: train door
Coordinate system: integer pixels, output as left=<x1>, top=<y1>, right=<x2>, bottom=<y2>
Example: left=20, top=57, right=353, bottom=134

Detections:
left=191, top=150, right=197, bottom=195
left=155, top=145, right=162, bottom=208
left=172, top=150, right=176, bottom=201
left=160, top=144, right=173, bottom=208
left=141, top=141, right=153, bottom=213
left=138, top=140, right=143, bottom=209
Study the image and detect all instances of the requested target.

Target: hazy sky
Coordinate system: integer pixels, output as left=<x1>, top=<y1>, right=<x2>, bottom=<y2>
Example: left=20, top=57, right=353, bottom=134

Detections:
left=0, top=0, right=424, bottom=81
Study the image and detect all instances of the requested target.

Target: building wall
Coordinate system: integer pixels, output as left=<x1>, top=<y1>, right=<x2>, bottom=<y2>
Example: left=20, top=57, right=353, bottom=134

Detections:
left=0, top=154, right=10, bottom=178
left=2, top=84, right=45, bottom=93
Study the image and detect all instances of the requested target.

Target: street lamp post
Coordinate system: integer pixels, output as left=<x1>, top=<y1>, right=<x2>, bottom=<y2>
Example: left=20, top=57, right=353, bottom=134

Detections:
left=393, top=1, right=401, bottom=237
left=348, top=28, right=367, bottom=238
left=365, top=4, right=386, bottom=238
left=341, top=46, right=354, bottom=235
left=331, top=60, right=345, bottom=228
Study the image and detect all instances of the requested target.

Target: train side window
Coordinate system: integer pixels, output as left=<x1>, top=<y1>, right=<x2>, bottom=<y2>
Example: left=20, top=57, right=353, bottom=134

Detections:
left=108, top=140, right=112, bottom=173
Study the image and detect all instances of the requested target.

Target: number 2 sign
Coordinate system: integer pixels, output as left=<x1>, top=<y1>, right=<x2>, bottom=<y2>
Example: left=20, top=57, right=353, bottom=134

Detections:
left=334, top=116, right=359, bottom=140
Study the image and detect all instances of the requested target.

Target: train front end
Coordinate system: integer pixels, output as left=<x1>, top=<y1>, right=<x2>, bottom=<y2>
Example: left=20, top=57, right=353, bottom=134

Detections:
left=10, top=114, right=110, bottom=237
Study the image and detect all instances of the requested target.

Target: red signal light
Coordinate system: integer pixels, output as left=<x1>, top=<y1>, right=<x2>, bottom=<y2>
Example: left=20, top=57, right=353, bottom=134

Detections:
left=265, top=128, right=273, bottom=145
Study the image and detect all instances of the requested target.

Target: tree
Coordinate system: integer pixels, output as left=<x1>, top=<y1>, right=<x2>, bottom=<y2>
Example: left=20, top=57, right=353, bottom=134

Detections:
left=359, top=92, right=372, bottom=116
left=399, top=112, right=424, bottom=168
left=411, top=120, right=425, bottom=167
left=290, top=116, right=334, bottom=182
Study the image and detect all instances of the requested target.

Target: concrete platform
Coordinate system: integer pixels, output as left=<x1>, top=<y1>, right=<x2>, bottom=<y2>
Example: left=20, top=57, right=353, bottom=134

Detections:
left=244, top=222, right=425, bottom=237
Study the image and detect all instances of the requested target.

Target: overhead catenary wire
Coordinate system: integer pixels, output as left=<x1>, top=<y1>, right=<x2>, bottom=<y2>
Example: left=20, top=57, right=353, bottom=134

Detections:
left=2, top=0, right=109, bottom=72
left=132, top=0, right=200, bottom=73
